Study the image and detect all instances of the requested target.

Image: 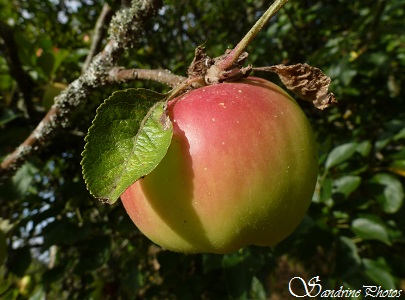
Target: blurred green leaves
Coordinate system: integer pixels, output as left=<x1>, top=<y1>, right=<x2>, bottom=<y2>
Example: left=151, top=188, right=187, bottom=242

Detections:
left=352, top=217, right=391, bottom=245
left=0, top=162, right=38, bottom=201
left=369, top=173, right=404, bottom=214
left=325, top=142, right=359, bottom=170
left=1, top=0, right=404, bottom=298
left=363, top=258, right=397, bottom=290
left=332, top=175, right=362, bottom=199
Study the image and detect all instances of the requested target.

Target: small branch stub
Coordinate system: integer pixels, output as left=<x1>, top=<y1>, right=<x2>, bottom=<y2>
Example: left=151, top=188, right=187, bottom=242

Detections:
left=187, top=46, right=252, bottom=85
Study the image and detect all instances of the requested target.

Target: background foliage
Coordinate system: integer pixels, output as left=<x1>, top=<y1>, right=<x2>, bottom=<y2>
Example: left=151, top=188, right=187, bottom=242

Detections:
left=1, top=0, right=404, bottom=298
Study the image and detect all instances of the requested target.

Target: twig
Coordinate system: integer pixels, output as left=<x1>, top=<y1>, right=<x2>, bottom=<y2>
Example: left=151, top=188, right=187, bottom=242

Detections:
left=82, top=3, right=114, bottom=73
left=0, top=21, right=36, bottom=119
left=108, top=67, right=185, bottom=87
left=0, top=0, right=164, bottom=184
left=218, top=0, right=288, bottom=71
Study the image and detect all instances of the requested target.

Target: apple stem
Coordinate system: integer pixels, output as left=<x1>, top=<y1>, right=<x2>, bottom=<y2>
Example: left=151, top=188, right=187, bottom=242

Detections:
left=166, top=77, right=205, bottom=101
left=218, top=0, right=289, bottom=71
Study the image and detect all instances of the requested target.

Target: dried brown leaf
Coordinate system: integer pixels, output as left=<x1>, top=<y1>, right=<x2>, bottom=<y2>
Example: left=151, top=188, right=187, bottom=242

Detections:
left=187, top=46, right=213, bottom=78
left=254, top=63, right=337, bottom=110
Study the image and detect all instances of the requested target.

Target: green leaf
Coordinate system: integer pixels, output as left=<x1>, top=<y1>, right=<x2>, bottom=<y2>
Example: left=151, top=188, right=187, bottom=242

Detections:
left=369, top=173, right=404, bottom=214
left=351, top=217, right=391, bottom=245
left=0, top=162, right=38, bottom=201
left=356, top=140, right=372, bottom=157
left=12, top=162, right=38, bottom=195
left=37, top=52, right=55, bottom=78
left=336, top=236, right=361, bottom=278
left=363, top=258, right=396, bottom=290
left=319, top=176, right=333, bottom=206
left=0, top=74, right=13, bottom=90
left=52, top=49, right=70, bottom=75
left=81, top=88, right=173, bottom=204
left=325, top=142, right=358, bottom=169
left=333, top=175, right=361, bottom=199
left=250, top=276, right=266, bottom=300
left=394, top=127, right=405, bottom=141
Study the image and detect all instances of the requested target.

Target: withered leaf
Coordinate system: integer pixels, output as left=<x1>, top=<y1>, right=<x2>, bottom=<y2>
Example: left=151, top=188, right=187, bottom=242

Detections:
left=254, top=63, right=337, bottom=110
left=187, top=46, right=213, bottom=78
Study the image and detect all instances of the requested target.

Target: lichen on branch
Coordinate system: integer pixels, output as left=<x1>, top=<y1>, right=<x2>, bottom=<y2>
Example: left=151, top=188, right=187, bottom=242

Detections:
left=0, top=0, right=165, bottom=183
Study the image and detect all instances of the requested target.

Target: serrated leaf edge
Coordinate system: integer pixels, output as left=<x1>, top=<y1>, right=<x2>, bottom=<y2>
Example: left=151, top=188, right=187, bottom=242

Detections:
left=81, top=88, right=169, bottom=204
left=107, top=100, right=172, bottom=203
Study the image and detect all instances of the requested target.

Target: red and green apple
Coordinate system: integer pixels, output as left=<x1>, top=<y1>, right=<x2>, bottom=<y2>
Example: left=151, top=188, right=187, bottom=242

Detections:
left=121, top=77, right=318, bottom=254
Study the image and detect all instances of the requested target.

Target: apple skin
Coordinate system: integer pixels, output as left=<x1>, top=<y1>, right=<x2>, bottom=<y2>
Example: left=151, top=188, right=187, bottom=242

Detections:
left=121, top=77, right=318, bottom=254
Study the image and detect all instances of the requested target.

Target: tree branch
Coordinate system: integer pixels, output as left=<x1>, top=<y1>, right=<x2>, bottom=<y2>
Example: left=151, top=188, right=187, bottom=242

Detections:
left=82, top=3, right=114, bottom=73
left=108, top=67, right=185, bottom=87
left=0, top=0, right=164, bottom=183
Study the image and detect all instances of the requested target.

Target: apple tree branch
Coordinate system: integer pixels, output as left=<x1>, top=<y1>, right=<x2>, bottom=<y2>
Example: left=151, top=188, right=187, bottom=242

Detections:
left=0, top=0, right=169, bottom=183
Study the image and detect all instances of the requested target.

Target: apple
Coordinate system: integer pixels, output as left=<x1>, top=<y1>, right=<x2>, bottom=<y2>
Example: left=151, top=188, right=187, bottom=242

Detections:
left=120, top=77, right=318, bottom=254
